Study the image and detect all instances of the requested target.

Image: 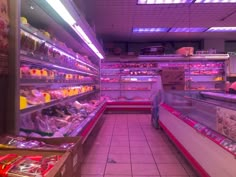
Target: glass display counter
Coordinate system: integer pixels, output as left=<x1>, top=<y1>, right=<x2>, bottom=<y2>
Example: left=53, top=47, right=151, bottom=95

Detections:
left=159, top=91, right=236, bottom=177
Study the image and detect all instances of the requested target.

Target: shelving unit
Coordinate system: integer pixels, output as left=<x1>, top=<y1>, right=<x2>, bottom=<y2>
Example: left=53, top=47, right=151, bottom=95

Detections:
left=101, top=60, right=162, bottom=103
left=4, top=0, right=105, bottom=139
left=20, top=90, right=96, bottom=116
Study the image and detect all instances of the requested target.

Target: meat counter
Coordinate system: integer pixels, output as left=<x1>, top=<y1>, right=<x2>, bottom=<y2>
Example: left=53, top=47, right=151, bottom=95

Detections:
left=159, top=91, right=236, bottom=177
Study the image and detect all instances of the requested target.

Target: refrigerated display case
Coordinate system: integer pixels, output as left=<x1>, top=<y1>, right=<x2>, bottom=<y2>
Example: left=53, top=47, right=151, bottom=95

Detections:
left=3, top=0, right=107, bottom=140
left=159, top=91, right=236, bottom=177
left=101, top=59, right=163, bottom=110
left=139, top=54, right=229, bottom=91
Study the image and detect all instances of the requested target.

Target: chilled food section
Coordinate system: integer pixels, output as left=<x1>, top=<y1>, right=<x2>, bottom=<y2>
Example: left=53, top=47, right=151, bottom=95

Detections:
left=159, top=91, right=236, bottom=177
left=101, top=60, right=162, bottom=110
left=20, top=23, right=98, bottom=75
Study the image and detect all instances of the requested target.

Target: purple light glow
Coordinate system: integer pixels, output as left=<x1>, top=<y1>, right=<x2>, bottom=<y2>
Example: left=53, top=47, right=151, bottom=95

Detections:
left=169, top=27, right=207, bottom=32
left=206, top=27, right=236, bottom=32
left=195, top=0, right=236, bottom=3
left=133, top=27, right=169, bottom=32
left=137, top=0, right=194, bottom=4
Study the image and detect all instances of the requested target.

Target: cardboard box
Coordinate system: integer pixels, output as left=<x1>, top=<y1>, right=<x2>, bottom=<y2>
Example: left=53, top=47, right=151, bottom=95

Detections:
left=0, top=136, right=83, bottom=176
left=163, top=84, right=185, bottom=91
left=0, top=149, right=72, bottom=177
left=161, top=67, right=185, bottom=85
left=26, top=136, right=84, bottom=170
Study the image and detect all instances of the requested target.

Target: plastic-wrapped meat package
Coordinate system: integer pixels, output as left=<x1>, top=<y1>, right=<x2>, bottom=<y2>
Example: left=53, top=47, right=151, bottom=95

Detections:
left=20, top=88, right=45, bottom=105
left=49, top=90, right=64, bottom=99
left=53, top=118, right=69, bottom=129
left=33, top=114, right=53, bottom=134
left=73, top=101, right=83, bottom=110
left=65, top=105, right=79, bottom=115
left=46, top=118, right=59, bottom=133
left=86, top=105, right=95, bottom=113
left=20, top=115, right=36, bottom=130
left=79, top=108, right=88, bottom=119
left=52, top=122, right=72, bottom=137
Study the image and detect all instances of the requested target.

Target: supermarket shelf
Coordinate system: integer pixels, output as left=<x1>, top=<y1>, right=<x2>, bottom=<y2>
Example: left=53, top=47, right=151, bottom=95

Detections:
left=20, top=53, right=98, bottom=77
left=69, top=101, right=106, bottom=137
left=188, top=89, right=222, bottom=91
left=121, top=81, right=156, bottom=83
left=186, top=74, right=223, bottom=76
left=21, top=24, right=98, bottom=71
left=189, top=81, right=224, bottom=83
left=20, top=90, right=97, bottom=115
left=101, top=89, right=151, bottom=91
left=121, top=75, right=157, bottom=77
left=138, top=54, right=229, bottom=61
left=101, top=67, right=157, bottom=70
left=20, top=79, right=94, bottom=86
left=101, top=81, right=156, bottom=83
left=101, top=81, right=120, bottom=83
left=201, top=92, right=236, bottom=103
left=189, top=68, right=224, bottom=71
left=101, top=68, right=121, bottom=70
left=101, top=74, right=120, bottom=77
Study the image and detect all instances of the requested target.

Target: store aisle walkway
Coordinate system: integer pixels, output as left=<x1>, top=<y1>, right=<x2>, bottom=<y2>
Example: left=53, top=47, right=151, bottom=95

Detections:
left=81, top=114, right=199, bottom=177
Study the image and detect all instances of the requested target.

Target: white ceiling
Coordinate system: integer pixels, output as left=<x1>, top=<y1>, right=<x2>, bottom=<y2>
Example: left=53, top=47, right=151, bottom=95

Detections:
left=77, top=0, right=236, bottom=42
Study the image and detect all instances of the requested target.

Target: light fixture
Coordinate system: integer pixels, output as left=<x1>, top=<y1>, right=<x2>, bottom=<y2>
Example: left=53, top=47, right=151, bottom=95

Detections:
left=195, top=0, right=236, bottom=3
left=45, top=0, right=104, bottom=59
left=206, top=27, right=236, bottom=32
left=169, top=27, right=207, bottom=32
left=133, top=27, right=169, bottom=32
left=137, top=0, right=194, bottom=4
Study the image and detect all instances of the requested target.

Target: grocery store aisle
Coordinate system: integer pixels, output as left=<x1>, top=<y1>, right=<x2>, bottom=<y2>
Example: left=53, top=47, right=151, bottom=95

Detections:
left=81, top=114, right=199, bottom=177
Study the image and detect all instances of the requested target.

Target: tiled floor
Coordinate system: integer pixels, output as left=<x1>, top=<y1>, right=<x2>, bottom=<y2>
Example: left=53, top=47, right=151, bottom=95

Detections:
left=81, top=113, right=200, bottom=177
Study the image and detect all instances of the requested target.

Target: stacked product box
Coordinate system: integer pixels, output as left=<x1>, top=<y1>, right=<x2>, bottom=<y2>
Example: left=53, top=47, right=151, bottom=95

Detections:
left=0, top=136, right=83, bottom=177
left=161, top=67, right=185, bottom=90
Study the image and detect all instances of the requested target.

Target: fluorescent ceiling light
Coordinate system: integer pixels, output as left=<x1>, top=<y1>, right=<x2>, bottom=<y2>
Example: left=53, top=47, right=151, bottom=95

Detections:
left=133, top=27, right=169, bottom=32
left=45, top=0, right=104, bottom=59
left=72, top=24, right=92, bottom=44
left=137, top=0, right=194, bottom=4
left=45, top=0, right=75, bottom=25
left=195, top=0, right=236, bottom=3
left=169, top=27, right=207, bottom=32
left=206, top=27, right=236, bottom=32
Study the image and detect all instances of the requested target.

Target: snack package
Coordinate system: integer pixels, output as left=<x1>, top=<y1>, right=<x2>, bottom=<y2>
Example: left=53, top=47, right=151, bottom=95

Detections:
left=8, top=155, right=61, bottom=177
left=0, top=154, right=22, bottom=177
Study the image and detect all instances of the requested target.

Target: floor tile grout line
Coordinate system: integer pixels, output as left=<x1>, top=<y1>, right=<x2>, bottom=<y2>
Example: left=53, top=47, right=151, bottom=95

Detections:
left=127, top=114, right=134, bottom=177
left=102, top=114, right=116, bottom=177
left=139, top=113, right=162, bottom=176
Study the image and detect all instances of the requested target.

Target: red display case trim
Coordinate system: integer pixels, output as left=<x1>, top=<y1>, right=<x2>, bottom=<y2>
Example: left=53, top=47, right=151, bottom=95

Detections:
left=161, top=103, right=236, bottom=157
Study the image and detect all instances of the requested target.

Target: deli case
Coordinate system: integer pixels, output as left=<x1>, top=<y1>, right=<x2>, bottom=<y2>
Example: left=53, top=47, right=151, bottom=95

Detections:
left=159, top=90, right=236, bottom=177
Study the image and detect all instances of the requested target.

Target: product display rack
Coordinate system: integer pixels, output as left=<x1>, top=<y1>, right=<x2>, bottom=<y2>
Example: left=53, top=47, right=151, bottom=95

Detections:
left=2, top=0, right=106, bottom=141
left=20, top=90, right=97, bottom=116
left=138, top=54, right=229, bottom=91
left=101, top=60, right=160, bottom=100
